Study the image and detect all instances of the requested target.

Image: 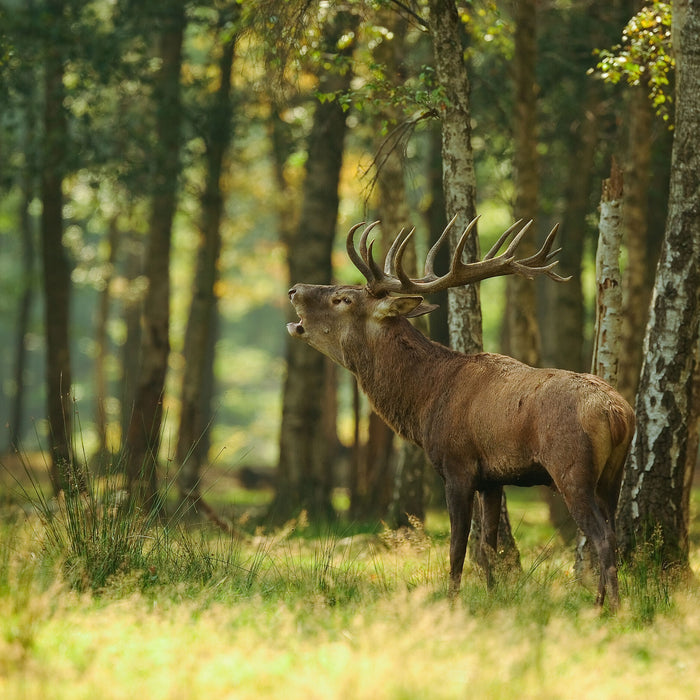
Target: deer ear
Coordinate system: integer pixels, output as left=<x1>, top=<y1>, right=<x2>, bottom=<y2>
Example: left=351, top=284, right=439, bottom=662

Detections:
left=375, top=295, right=433, bottom=319
left=405, top=302, right=439, bottom=318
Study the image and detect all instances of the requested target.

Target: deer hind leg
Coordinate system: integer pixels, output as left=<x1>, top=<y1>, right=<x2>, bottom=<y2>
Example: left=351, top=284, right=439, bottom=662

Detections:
left=566, top=493, right=619, bottom=610
left=553, top=454, right=619, bottom=611
left=477, top=485, right=502, bottom=588
left=444, top=475, right=476, bottom=595
left=595, top=442, right=628, bottom=536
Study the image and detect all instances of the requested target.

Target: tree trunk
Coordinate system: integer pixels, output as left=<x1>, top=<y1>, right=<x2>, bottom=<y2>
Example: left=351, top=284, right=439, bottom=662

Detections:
left=505, top=0, right=541, bottom=368
left=617, top=0, right=700, bottom=564
left=591, top=161, right=624, bottom=385
left=426, top=0, right=519, bottom=566
left=577, top=161, right=625, bottom=577
left=272, top=10, right=358, bottom=522
left=426, top=0, right=480, bottom=354
left=176, top=31, right=236, bottom=503
left=617, top=87, right=653, bottom=404
left=8, top=132, right=36, bottom=450
left=425, top=122, right=450, bottom=349
left=350, top=11, right=429, bottom=525
left=40, top=0, right=78, bottom=493
left=542, top=88, right=601, bottom=372
left=125, top=2, right=185, bottom=509
left=92, top=217, right=119, bottom=472
left=119, top=229, right=144, bottom=451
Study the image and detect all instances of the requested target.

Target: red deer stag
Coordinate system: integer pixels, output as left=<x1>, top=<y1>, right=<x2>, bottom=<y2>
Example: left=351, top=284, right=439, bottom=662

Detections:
left=287, top=216, right=635, bottom=610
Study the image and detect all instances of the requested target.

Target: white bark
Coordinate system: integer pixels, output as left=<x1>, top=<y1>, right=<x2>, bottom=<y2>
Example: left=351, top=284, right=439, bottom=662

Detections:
left=617, top=0, right=700, bottom=561
left=591, top=164, right=624, bottom=386
left=426, top=0, right=481, bottom=355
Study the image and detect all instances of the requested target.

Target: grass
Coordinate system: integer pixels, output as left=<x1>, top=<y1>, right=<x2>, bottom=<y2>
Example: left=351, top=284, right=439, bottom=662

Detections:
left=1, top=462, right=700, bottom=699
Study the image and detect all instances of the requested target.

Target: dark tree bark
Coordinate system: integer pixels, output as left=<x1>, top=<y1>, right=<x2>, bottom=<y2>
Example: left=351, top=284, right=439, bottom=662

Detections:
left=618, top=87, right=653, bottom=404
left=119, top=229, right=144, bottom=450
left=125, top=1, right=186, bottom=509
left=40, top=0, right=79, bottom=493
left=92, top=217, right=119, bottom=471
left=504, top=0, right=541, bottom=368
left=545, top=88, right=601, bottom=373
left=272, top=10, right=359, bottom=522
left=9, top=129, right=37, bottom=450
left=176, top=30, right=237, bottom=504
left=345, top=8, right=429, bottom=525
left=617, top=0, right=700, bottom=564
left=426, top=0, right=519, bottom=568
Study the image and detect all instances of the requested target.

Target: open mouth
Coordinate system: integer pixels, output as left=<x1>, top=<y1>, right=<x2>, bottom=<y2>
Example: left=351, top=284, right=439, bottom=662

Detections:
left=287, top=317, right=305, bottom=336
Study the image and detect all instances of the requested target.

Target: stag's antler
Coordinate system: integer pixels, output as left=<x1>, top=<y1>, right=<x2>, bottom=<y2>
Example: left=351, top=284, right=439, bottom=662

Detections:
left=346, top=215, right=570, bottom=297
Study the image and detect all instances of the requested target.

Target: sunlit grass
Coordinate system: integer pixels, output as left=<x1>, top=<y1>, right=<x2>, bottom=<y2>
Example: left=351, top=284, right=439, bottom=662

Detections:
left=1, top=466, right=700, bottom=699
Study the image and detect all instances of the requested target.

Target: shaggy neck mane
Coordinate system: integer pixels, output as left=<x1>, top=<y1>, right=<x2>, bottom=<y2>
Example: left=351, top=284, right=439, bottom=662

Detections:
left=348, top=317, right=458, bottom=445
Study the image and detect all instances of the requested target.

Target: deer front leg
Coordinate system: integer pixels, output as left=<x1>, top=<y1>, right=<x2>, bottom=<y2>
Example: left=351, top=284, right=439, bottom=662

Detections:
left=445, top=475, right=475, bottom=595
left=478, top=485, right=502, bottom=588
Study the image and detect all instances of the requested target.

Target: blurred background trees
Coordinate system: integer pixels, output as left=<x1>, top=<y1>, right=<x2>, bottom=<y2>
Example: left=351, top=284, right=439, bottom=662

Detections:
left=0, top=0, right=696, bottom=562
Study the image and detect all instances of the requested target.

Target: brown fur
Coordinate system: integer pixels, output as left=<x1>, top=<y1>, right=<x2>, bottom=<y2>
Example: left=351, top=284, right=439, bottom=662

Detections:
left=287, top=282, right=635, bottom=609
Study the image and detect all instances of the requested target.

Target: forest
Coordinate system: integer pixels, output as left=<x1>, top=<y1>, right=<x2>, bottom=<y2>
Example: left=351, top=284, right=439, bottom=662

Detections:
left=0, top=0, right=699, bottom=696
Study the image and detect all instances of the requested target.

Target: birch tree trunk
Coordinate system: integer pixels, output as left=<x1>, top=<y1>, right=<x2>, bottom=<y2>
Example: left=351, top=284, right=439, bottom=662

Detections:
left=577, top=161, right=624, bottom=578
left=617, top=0, right=700, bottom=563
left=591, top=161, right=624, bottom=385
left=426, top=0, right=480, bottom=354
left=426, top=0, right=519, bottom=568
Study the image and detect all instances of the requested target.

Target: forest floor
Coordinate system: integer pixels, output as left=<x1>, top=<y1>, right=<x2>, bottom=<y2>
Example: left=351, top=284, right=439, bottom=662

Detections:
left=1, top=455, right=700, bottom=699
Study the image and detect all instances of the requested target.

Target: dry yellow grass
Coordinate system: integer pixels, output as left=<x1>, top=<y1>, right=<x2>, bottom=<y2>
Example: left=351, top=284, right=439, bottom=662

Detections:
left=1, top=507, right=700, bottom=700
left=2, top=583, right=700, bottom=700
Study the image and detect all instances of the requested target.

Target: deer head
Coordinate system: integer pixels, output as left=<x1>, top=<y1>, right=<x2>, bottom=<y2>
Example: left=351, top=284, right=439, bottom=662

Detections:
left=288, top=215, right=569, bottom=369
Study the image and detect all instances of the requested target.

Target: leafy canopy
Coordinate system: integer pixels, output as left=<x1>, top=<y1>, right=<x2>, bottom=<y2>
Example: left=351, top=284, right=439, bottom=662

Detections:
left=591, top=1, right=674, bottom=124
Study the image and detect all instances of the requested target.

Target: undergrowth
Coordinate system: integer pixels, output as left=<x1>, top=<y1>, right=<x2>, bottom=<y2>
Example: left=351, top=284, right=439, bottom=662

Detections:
left=2, top=462, right=700, bottom=699
left=0, top=455, right=694, bottom=634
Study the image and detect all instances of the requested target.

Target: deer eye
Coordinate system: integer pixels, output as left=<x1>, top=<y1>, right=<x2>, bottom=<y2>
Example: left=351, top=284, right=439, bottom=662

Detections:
left=332, top=296, right=352, bottom=306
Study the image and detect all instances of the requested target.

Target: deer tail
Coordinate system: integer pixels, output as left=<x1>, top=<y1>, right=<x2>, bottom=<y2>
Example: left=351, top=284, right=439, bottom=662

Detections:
left=607, top=397, right=635, bottom=448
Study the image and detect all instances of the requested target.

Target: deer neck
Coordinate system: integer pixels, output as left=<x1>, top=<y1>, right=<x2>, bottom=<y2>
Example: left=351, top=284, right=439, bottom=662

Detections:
left=347, top=318, right=457, bottom=446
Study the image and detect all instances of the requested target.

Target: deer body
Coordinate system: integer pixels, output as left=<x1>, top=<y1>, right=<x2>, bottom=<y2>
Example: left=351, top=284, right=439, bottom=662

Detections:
left=287, top=218, right=635, bottom=609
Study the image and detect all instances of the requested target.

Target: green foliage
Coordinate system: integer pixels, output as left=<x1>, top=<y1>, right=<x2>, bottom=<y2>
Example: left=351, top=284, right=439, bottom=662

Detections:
left=11, top=456, right=157, bottom=592
left=619, top=524, right=676, bottom=626
left=592, top=1, right=674, bottom=123
left=3, top=471, right=700, bottom=697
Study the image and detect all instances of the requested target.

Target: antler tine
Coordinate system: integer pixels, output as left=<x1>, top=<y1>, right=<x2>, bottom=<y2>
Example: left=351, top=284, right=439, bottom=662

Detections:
left=511, top=259, right=563, bottom=279
left=346, top=222, right=376, bottom=283
left=516, top=223, right=559, bottom=266
left=450, top=217, right=480, bottom=273
left=384, top=227, right=408, bottom=276
left=483, top=219, right=524, bottom=260
left=423, top=214, right=458, bottom=278
left=367, top=239, right=386, bottom=281
left=497, top=219, right=534, bottom=260
left=359, top=221, right=381, bottom=267
left=508, top=224, right=572, bottom=282
left=347, top=215, right=568, bottom=296
left=393, top=228, right=417, bottom=287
